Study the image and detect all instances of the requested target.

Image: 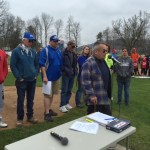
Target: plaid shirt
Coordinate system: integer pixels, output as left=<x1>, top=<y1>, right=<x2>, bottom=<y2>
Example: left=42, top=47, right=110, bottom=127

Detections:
left=81, top=56, right=111, bottom=105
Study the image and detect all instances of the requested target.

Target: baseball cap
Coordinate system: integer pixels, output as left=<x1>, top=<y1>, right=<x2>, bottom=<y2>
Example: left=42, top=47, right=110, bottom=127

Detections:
left=23, top=32, right=36, bottom=41
left=50, top=35, right=60, bottom=42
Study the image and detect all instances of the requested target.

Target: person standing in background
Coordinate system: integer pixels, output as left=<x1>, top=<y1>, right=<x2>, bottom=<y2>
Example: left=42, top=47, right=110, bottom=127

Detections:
left=105, top=44, right=113, bottom=70
left=115, top=48, right=134, bottom=106
left=10, top=32, right=39, bottom=127
left=81, top=42, right=112, bottom=115
left=39, top=35, right=62, bottom=122
left=60, top=40, right=78, bottom=113
left=0, top=49, right=8, bottom=128
left=75, top=46, right=91, bottom=108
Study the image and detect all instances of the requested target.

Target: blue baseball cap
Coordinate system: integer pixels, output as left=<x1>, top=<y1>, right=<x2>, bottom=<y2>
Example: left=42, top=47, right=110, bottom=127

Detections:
left=50, top=35, right=60, bottom=42
left=23, top=32, right=36, bottom=41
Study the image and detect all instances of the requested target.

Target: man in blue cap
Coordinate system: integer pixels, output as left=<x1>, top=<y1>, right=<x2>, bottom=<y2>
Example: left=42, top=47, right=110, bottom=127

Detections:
left=39, top=35, right=62, bottom=122
left=10, top=32, right=39, bottom=127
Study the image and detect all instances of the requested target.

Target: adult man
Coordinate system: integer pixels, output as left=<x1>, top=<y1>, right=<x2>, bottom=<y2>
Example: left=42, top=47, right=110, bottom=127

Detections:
left=39, top=35, right=62, bottom=121
left=115, top=48, right=134, bottom=105
left=60, top=40, right=78, bottom=113
left=10, top=32, right=39, bottom=127
left=81, top=42, right=112, bottom=115
left=0, top=49, right=8, bottom=128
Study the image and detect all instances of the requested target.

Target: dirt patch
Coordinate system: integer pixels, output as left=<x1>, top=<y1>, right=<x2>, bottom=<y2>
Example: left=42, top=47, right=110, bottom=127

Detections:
left=2, top=86, right=75, bottom=130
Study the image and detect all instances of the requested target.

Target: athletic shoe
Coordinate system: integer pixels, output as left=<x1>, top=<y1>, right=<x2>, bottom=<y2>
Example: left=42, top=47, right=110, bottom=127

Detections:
left=76, top=104, right=84, bottom=108
left=27, top=117, right=38, bottom=124
left=16, top=120, right=23, bottom=127
left=0, top=121, right=8, bottom=128
left=49, top=109, right=58, bottom=116
left=44, top=113, right=53, bottom=122
left=65, top=104, right=72, bottom=110
left=59, top=106, right=68, bottom=113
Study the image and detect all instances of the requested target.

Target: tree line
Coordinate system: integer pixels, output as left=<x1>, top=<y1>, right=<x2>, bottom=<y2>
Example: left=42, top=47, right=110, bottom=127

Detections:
left=0, top=0, right=81, bottom=50
left=97, top=11, right=150, bottom=54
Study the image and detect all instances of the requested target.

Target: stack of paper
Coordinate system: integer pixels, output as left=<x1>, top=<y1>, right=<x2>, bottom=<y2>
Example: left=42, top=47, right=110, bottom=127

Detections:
left=86, top=112, right=115, bottom=126
left=69, top=121, right=99, bottom=134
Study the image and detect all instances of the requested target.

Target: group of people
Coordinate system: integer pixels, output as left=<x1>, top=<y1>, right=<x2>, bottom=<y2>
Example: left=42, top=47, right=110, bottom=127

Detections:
left=0, top=31, right=134, bottom=128
left=131, top=47, right=150, bottom=76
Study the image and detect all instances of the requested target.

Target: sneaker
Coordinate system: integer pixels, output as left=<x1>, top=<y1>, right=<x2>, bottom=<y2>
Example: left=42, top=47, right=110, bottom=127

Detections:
left=59, top=106, right=68, bottom=113
left=49, top=109, right=58, bottom=116
left=44, top=113, right=53, bottom=122
left=0, top=121, right=8, bottom=128
left=65, top=104, right=73, bottom=110
left=16, top=120, right=23, bottom=127
left=27, top=117, right=38, bottom=124
left=76, top=104, right=84, bottom=108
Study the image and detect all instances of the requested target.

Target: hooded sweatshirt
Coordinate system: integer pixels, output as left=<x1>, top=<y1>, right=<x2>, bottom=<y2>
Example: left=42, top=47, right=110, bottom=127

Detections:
left=0, top=49, right=8, bottom=83
left=115, top=56, right=133, bottom=80
left=10, top=44, right=39, bottom=81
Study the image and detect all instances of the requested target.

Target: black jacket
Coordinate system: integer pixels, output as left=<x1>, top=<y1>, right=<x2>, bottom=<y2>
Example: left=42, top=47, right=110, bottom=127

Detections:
left=62, top=49, right=78, bottom=76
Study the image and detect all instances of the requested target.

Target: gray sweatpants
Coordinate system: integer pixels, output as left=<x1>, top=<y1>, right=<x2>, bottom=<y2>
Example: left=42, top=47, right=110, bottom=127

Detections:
left=0, top=83, right=4, bottom=114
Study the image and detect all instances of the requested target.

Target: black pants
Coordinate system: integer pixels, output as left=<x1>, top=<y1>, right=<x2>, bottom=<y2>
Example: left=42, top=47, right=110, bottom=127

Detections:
left=87, top=105, right=112, bottom=116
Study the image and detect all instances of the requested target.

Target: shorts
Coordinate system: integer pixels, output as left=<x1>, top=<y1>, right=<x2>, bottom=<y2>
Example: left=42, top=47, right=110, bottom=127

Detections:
left=44, top=80, right=60, bottom=97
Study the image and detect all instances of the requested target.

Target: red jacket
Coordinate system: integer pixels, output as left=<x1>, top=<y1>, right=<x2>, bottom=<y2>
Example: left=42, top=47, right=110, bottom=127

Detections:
left=0, top=49, right=8, bottom=83
left=141, top=58, right=147, bottom=69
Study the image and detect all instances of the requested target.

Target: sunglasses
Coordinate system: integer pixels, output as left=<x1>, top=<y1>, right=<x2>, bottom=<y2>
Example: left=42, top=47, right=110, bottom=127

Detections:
left=71, top=45, right=76, bottom=48
left=28, top=40, right=34, bottom=43
left=102, top=49, right=107, bottom=53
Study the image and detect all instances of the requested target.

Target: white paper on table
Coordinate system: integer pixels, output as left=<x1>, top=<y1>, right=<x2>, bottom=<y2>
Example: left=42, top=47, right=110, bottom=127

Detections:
left=86, top=112, right=115, bottom=126
left=42, top=81, right=52, bottom=95
left=69, top=121, right=99, bottom=134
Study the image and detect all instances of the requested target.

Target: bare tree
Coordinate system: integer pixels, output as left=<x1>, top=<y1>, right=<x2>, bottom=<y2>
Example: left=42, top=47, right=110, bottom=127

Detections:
left=41, top=12, right=53, bottom=46
left=0, top=0, right=9, bottom=21
left=54, top=19, right=63, bottom=38
left=0, top=0, right=9, bottom=45
left=72, top=22, right=81, bottom=48
left=27, top=16, right=43, bottom=47
left=103, top=27, right=111, bottom=43
left=96, top=32, right=103, bottom=41
left=65, top=16, right=74, bottom=41
left=112, top=11, right=150, bottom=53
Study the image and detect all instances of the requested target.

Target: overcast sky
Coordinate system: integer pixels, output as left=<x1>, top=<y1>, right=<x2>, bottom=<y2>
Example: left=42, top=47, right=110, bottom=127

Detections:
left=8, top=0, right=150, bottom=45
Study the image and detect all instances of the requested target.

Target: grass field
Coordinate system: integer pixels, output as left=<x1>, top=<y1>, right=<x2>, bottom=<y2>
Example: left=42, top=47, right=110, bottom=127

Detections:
left=0, top=73, right=150, bottom=150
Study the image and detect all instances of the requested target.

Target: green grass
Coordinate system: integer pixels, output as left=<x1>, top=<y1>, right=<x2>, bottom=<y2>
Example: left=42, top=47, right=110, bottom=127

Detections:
left=1, top=73, right=150, bottom=150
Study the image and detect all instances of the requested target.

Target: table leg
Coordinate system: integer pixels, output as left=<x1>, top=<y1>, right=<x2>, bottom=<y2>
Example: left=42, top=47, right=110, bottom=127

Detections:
left=126, top=136, right=129, bottom=150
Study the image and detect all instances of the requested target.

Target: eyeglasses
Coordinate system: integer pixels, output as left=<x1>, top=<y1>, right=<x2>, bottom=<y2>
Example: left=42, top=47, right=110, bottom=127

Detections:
left=71, top=45, right=76, bottom=48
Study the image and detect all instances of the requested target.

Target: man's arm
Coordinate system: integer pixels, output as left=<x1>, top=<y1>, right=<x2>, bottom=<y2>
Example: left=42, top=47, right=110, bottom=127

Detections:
left=10, top=49, right=22, bottom=80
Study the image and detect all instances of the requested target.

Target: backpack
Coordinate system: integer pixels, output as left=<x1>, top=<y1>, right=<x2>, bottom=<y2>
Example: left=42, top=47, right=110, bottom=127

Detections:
left=45, top=47, right=49, bottom=70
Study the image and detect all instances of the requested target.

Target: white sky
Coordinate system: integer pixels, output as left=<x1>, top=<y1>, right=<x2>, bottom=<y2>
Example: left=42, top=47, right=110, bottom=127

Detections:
left=8, top=0, right=150, bottom=45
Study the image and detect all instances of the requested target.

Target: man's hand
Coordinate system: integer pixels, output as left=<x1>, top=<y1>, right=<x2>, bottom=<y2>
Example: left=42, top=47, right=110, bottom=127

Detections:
left=90, top=96, right=97, bottom=105
left=43, top=76, right=48, bottom=84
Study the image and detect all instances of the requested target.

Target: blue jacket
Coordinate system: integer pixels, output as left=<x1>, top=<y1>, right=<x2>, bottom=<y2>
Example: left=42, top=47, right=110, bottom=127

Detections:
left=77, top=55, right=88, bottom=81
left=39, top=45, right=62, bottom=81
left=10, top=44, right=39, bottom=81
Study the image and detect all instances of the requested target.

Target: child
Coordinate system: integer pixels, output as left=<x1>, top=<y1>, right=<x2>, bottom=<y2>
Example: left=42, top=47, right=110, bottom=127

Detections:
left=141, top=56, right=147, bottom=76
left=133, top=59, right=139, bottom=75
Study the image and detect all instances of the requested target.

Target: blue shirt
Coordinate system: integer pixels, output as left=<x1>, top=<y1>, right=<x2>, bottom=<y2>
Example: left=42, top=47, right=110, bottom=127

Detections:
left=39, top=45, right=62, bottom=81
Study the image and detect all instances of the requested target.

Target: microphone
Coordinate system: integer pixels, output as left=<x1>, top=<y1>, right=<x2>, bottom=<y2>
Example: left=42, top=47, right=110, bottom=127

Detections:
left=108, top=55, right=121, bottom=64
left=50, top=131, right=69, bottom=146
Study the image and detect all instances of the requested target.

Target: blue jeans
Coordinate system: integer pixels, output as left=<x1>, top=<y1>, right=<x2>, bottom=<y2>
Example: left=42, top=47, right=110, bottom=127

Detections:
left=75, top=79, right=83, bottom=106
left=117, top=79, right=130, bottom=104
left=15, top=79, right=36, bottom=120
left=60, top=75, right=75, bottom=107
